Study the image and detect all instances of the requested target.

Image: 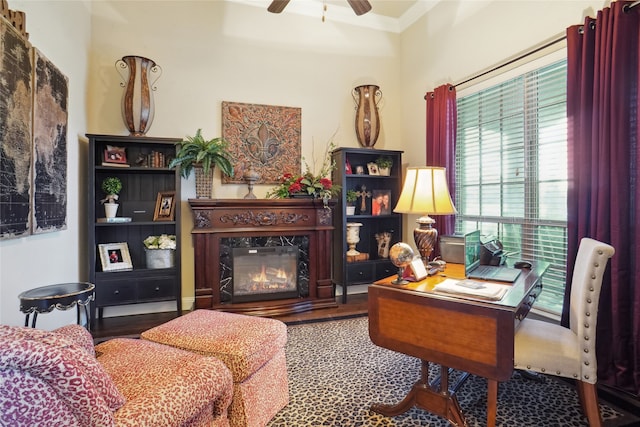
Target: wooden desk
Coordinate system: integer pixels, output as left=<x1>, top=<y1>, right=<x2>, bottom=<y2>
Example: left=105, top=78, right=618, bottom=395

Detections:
left=368, top=263, right=547, bottom=426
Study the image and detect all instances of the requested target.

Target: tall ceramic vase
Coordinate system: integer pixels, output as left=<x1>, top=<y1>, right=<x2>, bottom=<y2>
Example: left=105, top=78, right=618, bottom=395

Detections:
left=352, top=85, right=382, bottom=148
left=115, top=55, right=162, bottom=136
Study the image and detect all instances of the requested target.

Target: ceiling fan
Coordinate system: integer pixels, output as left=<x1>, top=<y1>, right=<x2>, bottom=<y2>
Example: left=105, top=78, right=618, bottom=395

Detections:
left=268, top=0, right=372, bottom=16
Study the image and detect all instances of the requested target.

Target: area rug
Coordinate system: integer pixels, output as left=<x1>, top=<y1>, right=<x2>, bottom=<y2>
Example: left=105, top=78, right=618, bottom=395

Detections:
left=267, top=317, right=639, bottom=427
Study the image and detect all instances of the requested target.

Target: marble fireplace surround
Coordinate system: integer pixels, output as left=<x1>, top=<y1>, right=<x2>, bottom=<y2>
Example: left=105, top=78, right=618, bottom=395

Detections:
left=188, top=198, right=338, bottom=316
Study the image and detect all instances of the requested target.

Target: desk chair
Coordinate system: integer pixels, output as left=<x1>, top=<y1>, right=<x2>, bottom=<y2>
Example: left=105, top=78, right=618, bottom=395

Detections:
left=514, top=237, right=614, bottom=427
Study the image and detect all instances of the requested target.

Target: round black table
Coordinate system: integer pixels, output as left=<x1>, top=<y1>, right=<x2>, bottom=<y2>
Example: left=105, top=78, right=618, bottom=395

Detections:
left=18, top=282, right=95, bottom=330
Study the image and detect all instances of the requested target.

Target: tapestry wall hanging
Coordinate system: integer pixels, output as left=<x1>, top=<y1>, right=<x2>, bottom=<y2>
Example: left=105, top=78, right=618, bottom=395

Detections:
left=0, top=16, right=33, bottom=240
left=0, top=7, right=68, bottom=240
left=221, top=101, right=301, bottom=184
left=32, top=48, right=68, bottom=234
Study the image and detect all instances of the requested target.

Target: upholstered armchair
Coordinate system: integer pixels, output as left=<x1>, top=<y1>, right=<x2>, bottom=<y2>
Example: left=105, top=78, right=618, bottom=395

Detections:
left=514, top=237, right=615, bottom=427
left=0, top=324, right=234, bottom=426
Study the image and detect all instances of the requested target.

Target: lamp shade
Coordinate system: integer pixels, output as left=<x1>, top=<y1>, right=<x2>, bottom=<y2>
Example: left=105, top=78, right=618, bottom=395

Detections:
left=394, top=167, right=457, bottom=215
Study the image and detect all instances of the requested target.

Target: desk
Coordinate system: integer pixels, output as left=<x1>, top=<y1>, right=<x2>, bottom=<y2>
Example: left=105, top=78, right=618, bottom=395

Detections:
left=18, top=282, right=95, bottom=330
left=368, top=263, right=547, bottom=426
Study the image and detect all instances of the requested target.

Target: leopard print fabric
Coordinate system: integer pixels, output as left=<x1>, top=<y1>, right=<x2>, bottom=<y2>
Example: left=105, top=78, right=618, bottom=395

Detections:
left=0, top=326, right=120, bottom=426
left=96, top=338, right=234, bottom=427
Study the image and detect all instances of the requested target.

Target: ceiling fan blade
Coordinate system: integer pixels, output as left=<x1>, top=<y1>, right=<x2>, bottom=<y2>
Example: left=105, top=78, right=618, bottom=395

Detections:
left=268, top=0, right=291, bottom=14
left=346, top=0, right=372, bottom=16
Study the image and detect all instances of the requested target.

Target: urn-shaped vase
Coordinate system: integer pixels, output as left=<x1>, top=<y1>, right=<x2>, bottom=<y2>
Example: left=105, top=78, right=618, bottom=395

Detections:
left=352, top=85, right=382, bottom=148
left=115, top=55, right=162, bottom=136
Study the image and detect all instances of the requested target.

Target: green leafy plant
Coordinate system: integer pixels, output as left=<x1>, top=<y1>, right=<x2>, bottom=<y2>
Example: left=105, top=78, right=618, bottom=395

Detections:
left=375, top=156, right=393, bottom=169
left=346, top=189, right=358, bottom=204
left=101, top=177, right=122, bottom=203
left=168, top=129, right=234, bottom=179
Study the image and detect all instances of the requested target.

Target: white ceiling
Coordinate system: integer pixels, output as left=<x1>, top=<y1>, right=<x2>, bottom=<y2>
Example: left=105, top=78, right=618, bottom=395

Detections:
left=229, top=0, right=438, bottom=33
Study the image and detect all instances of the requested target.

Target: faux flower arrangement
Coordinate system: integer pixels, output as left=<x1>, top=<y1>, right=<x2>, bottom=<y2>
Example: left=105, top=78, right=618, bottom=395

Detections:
left=143, top=234, right=177, bottom=250
left=266, top=139, right=341, bottom=200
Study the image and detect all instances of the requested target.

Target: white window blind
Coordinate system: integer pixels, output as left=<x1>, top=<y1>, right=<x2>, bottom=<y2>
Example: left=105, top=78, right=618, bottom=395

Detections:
left=455, top=59, right=568, bottom=316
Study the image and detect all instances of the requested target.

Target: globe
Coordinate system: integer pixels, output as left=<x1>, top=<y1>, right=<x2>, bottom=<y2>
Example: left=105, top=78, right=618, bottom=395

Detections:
left=389, top=242, right=414, bottom=268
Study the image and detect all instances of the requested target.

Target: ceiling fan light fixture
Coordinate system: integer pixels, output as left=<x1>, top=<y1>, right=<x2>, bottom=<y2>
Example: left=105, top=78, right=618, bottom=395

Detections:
left=267, top=0, right=372, bottom=16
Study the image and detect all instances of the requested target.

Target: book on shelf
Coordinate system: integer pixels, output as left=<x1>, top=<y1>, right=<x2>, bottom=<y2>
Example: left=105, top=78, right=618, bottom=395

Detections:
left=101, top=162, right=130, bottom=167
left=97, top=217, right=132, bottom=223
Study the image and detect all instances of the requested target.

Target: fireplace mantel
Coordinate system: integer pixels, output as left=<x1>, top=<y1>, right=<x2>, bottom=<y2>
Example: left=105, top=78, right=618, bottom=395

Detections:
left=189, top=198, right=338, bottom=316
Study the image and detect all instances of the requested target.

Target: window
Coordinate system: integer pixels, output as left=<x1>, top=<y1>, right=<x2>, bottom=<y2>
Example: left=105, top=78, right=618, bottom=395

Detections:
left=455, top=58, right=568, bottom=316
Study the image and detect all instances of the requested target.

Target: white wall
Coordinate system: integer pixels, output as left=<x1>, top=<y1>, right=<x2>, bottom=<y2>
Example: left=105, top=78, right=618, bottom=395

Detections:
left=85, top=0, right=403, bottom=314
left=0, top=1, right=92, bottom=328
left=0, top=0, right=612, bottom=325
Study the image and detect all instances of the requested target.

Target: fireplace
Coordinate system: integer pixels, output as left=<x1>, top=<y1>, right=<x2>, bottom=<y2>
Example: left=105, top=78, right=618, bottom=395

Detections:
left=188, top=198, right=337, bottom=316
left=232, top=246, right=299, bottom=303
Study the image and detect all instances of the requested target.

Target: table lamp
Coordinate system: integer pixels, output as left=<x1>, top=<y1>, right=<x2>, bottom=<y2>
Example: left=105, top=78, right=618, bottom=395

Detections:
left=394, top=166, right=457, bottom=263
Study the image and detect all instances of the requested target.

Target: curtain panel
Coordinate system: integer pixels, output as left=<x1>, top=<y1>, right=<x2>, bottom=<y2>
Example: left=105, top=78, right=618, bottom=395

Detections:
left=425, top=84, right=457, bottom=237
left=565, top=0, right=639, bottom=395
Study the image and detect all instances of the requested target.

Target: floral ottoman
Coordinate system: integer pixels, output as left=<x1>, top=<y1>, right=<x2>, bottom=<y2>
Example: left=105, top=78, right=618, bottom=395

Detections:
left=141, top=310, right=289, bottom=427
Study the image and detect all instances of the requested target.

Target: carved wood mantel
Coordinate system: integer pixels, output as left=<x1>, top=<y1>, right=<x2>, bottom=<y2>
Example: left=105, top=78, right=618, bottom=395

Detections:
left=188, top=198, right=338, bottom=316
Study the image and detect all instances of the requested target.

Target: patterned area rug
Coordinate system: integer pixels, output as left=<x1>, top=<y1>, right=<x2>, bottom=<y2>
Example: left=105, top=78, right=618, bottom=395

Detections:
left=268, top=317, right=639, bottom=427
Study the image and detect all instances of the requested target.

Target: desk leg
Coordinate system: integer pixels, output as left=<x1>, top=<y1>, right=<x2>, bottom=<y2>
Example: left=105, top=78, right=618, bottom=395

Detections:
left=371, top=361, right=467, bottom=426
left=487, top=379, right=498, bottom=427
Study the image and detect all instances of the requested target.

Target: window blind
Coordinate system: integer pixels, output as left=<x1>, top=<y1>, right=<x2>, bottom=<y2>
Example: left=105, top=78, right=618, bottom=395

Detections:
left=455, top=59, right=568, bottom=315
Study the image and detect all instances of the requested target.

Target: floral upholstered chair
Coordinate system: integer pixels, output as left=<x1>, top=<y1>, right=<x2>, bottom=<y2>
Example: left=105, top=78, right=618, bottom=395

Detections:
left=0, top=324, right=234, bottom=426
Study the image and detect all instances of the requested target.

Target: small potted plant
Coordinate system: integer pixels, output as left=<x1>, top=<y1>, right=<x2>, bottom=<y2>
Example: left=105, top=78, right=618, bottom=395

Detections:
left=375, top=156, right=393, bottom=176
left=101, top=177, right=122, bottom=218
left=345, top=189, right=358, bottom=215
left=168, top=129, right=234, bottom=198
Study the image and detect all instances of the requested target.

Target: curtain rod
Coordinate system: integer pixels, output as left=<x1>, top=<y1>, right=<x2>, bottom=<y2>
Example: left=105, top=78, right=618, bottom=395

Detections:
left=625, top=0, right=640, bottom=10
left=453, top=34, right=566, bottom=88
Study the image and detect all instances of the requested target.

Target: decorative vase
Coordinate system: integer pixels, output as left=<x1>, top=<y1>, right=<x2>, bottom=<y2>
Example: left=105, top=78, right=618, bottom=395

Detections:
left=378, top=166, right=390, bottom=176
left=352, top=85, right=382, bottom=148
left=115, top=55, right=162, bottom=136
left=195, top=166, right=213, bottom=198
left=104, top=203, right=119, bottom=218
left=346, top=222, right=363, bottom=256
left=145, top=248, right=175, bottom=269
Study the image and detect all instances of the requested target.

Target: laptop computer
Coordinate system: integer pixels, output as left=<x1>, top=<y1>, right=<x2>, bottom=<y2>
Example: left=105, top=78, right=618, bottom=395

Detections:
left=463, top=230, right=521, bottom=283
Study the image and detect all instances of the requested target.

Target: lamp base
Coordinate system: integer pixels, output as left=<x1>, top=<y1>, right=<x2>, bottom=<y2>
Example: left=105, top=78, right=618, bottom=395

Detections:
left=414, top=215, right=438, bottom=263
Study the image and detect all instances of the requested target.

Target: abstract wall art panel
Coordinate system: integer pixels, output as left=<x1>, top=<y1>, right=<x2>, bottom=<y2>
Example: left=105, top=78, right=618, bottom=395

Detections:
left=31, top=47, right=68, bottom=234
left=0, top=17, right=33, bottom=240
left=221, top=101, right=301, bottom=185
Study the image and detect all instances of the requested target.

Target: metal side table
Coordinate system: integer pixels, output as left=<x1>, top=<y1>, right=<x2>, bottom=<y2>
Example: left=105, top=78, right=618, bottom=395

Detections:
left=18, top=282, right=95, bottom=330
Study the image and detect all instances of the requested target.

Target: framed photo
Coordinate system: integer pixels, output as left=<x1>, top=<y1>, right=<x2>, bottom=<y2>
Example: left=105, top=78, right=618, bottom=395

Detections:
left=154, top=191, right=176, bottom=221
left=372, top=189, right=391, bottom=216
left=98, top=242, right=133, bottom=272
left=103, top=145, right=127, bottom=165
left=367, top=162, right=379, bottom=175
left=409, top=258, right=429, bottom=281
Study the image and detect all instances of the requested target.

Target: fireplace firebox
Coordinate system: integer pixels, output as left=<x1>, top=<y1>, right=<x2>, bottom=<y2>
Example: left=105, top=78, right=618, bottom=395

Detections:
left=232, top=246, right=299, bottom=303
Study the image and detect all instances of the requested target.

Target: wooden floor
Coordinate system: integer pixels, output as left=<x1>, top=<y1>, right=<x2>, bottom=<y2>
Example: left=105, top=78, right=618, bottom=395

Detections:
left=91, top=293, right=368, bottom=339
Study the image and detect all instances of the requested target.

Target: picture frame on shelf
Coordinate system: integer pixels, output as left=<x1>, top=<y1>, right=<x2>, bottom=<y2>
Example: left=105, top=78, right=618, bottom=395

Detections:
left=98, top=242, right=133, bottom=272
left=367, top=162, right=379, bottom=175
left=372, top=189, right=391, bottom=216
left=153, top=191, right=176, bottom=221
left=102, top=145, right=128, bottom=166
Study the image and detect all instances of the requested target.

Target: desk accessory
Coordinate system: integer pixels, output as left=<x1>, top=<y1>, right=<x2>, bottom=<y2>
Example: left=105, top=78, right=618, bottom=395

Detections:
left=394, top=167, right=457, bottom=263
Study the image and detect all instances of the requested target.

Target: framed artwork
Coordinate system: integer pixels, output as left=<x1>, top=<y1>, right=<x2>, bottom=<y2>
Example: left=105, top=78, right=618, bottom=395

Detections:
left=153, top=191, right=175, bottom=221
left=367, top=162, right=379, bottom=175
left=31, top=48, right=69, bottom=235
left=98, top=242, right=133, bottom=272
left=221, top=101, right=301, bottom=185
left=371, top=190, right=391, bottom=216
left=0, top=18, right=33, bottom=240
left=103, top=145, right=127, bottom=165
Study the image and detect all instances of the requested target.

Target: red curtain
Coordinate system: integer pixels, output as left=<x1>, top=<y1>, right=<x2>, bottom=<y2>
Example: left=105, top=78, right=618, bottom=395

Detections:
left=425, top=84, right=457, bottom=237
left=565, top=1, right=639, bottom=395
